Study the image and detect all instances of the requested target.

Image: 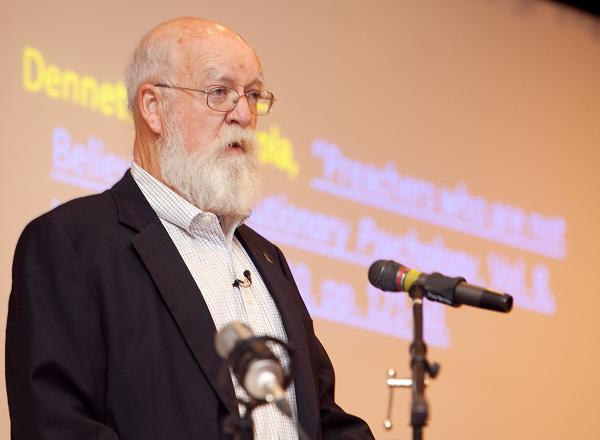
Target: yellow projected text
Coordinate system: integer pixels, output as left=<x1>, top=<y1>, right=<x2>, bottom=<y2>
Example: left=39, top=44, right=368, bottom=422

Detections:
left=22, top=46, right=130, bottom=121
left=257, top=126, right=299, bottom=178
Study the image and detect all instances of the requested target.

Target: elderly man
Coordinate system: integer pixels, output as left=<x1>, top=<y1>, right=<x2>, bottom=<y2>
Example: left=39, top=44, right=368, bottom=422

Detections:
left=6, top=17, right=374, bottom=440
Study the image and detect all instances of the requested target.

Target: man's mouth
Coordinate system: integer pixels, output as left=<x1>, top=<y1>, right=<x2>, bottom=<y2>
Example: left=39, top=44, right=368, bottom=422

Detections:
left=228, top=141, right=244, bottom=153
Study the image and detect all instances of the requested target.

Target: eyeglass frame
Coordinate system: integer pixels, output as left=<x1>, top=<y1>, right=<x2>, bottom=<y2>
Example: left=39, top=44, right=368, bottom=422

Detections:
left=154, top=83, right=276, bottom=116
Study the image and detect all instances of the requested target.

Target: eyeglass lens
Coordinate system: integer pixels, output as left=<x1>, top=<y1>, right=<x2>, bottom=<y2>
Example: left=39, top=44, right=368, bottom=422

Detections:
left=207, top=87, right=272, bottom=115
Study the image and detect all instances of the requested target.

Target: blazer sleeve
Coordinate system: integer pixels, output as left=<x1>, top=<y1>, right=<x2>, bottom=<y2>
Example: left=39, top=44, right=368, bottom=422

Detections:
left=274, top=246, right=375, bottom=440
left=6, top=215, right=119, bottom=440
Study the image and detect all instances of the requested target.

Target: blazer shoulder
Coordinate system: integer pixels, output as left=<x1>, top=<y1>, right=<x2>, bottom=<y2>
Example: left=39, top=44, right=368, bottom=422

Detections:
left=41, top=190, right=116, bottom=230
left=18, top=190, right=118, bottom=250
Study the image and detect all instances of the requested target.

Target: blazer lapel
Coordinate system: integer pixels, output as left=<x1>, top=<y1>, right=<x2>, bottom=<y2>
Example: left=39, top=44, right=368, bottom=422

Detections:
left=110, top=171, right=239, bottom=417
left=236, top=225, right=319, bottom=439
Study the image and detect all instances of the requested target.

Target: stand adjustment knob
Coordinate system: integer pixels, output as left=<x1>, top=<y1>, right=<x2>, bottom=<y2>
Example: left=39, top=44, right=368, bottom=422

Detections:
left=428, top=362, right=440, bottom=378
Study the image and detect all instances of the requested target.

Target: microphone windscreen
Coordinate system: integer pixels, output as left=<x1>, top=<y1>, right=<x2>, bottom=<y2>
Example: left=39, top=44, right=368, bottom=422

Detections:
left=368, top=259, right=400, bottom=291
left=215, top=321, right=253, bottom=358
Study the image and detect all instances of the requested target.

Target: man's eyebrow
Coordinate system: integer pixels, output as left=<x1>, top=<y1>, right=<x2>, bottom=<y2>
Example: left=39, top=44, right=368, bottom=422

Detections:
left=201, top=69, right=265, bottom=88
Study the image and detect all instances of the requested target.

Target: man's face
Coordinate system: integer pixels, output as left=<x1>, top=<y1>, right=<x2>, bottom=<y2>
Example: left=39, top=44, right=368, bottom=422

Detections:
left=169, top=35, right=264, bottom=155
left=154, top=34, right=265, bottom=217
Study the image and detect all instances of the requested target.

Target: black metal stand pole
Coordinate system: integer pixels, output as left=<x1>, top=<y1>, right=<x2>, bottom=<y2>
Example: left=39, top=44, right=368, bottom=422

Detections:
left=223, top=403, right=256, bottom=440
left=409, top=284, right=429, bottom=440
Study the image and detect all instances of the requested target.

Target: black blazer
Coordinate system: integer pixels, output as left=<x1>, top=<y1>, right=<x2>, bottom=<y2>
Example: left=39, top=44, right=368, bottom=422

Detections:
left=6, top=171, right=374, bottom=440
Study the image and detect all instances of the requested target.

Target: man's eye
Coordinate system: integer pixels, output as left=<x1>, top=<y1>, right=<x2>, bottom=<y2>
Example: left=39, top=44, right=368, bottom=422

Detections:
left=210, top=87, right=228, bottom=97
left=247, top=90, right=264, bottom=100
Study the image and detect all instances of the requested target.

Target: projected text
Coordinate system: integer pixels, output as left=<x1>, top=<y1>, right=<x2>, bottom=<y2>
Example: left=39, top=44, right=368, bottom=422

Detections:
left=22, top=46, right=130, bottom=121
left=257, top=126, right=300, bottom=178
left=290, top=261, right=451, bottom=347
left=311, top=140, right=566, bottom=260
left=51, top=126, right=129, bottom=191
left=248, top=195, right=556, bottom=317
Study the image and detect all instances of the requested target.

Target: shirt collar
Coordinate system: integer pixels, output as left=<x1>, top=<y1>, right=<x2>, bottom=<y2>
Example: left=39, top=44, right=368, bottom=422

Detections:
left=130, top=162, right=243, bottom=242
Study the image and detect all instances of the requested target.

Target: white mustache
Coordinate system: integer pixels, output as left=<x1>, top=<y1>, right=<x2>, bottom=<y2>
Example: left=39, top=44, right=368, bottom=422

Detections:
left=211, top=126, right=257, bottom=155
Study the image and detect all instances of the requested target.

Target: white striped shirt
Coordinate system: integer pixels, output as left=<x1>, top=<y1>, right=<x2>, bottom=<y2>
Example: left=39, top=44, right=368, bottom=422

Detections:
left=131, top=163, right=298, bottom=439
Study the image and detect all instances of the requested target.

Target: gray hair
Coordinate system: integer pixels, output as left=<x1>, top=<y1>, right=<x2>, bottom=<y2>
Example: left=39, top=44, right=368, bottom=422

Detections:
left=124, top=32, right=176, bottom=113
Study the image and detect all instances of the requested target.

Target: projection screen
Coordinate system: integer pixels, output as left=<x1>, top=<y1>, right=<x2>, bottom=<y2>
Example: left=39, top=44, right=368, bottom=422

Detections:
left=1, top=0, right=600, bottom=438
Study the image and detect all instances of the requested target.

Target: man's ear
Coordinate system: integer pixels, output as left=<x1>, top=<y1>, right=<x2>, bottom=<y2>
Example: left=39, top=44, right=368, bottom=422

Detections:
left=137, top=84, right=163, bottom=135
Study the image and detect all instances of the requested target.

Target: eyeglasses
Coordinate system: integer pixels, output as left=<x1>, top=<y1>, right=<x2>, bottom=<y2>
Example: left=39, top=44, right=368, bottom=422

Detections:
left=154, top=83, right=275, bottom=116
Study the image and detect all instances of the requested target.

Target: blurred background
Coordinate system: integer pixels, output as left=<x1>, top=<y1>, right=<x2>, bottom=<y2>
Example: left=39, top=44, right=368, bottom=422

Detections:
left=1, top=0, right=599, bottom=438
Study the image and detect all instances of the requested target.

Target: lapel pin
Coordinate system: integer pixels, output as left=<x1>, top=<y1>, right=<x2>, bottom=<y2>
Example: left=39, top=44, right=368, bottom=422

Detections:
left=263, top=251, right=274, bottom=264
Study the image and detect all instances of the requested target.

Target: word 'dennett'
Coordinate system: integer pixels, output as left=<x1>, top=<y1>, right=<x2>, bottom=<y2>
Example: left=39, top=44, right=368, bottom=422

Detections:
left=22, top=46, right=130, bottom=122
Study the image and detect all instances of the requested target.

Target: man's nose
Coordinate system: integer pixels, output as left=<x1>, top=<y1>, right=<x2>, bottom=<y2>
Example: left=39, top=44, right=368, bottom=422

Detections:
left=225, top=95, right=254, bottom=127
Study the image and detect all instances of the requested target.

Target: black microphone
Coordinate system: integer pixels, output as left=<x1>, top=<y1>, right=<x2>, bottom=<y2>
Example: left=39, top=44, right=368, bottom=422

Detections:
left=214, top=322, right=292, bottom=417
left=232, top=270, right=252, bottom=288
left=368, top=259, right=513, bottom=313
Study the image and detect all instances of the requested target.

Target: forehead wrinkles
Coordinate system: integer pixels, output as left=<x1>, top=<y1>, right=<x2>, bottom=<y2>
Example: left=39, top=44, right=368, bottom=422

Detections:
left=180, top=39, right=263, bottom=85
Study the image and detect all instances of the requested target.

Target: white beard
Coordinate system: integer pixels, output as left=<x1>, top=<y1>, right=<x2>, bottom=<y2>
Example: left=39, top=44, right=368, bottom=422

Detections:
left=157, top=111, right=262, bottom=219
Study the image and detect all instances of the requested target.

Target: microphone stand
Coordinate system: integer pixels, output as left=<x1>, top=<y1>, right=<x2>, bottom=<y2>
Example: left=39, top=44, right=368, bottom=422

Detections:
left=219, top=335, right=298, bottom=440
left=408, top=284, right=439, bottom=440
left=223, top=400, right=258, bottom=440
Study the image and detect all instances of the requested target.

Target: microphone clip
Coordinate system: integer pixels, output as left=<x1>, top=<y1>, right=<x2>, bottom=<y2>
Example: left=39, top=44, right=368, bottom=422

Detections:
left=233, top=270, right=252, bottom=288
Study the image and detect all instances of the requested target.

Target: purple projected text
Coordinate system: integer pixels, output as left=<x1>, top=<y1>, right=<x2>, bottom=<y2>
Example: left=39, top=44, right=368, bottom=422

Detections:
left=290, top=261, right=450, bottom=347
left=248, top=195, right=557, bottom=321
left=50, top=126, right=129, bottom=191
left=311, top=140, right=566, bottom=260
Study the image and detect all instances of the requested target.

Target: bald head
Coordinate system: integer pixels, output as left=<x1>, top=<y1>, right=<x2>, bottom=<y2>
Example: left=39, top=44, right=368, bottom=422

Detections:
left=146, top=17, right=248, bottom=45
left=124, top=17, right=261, bottom=113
